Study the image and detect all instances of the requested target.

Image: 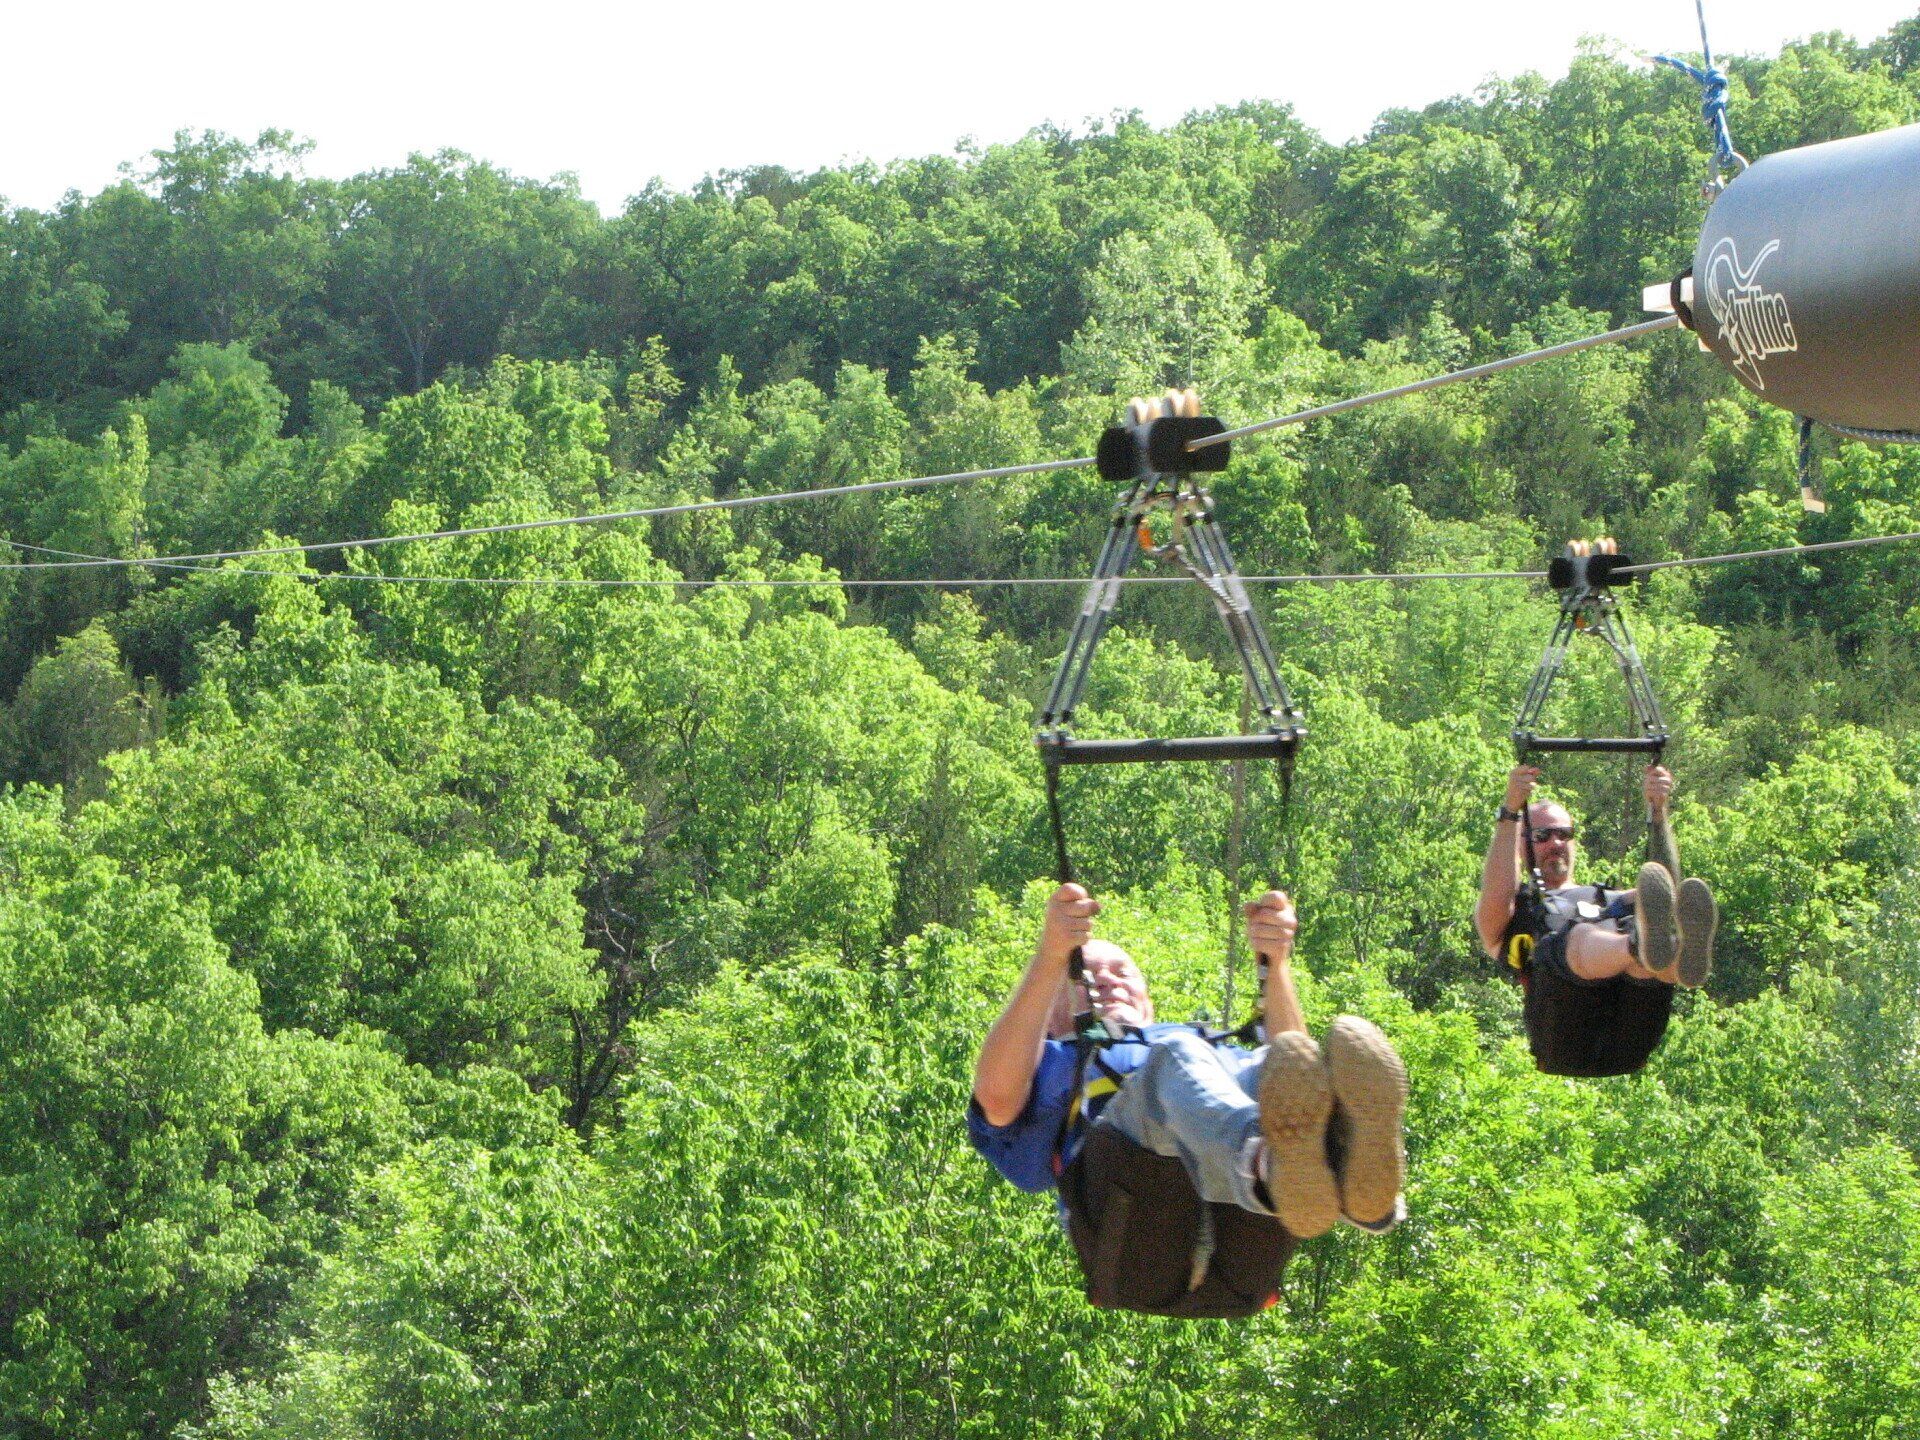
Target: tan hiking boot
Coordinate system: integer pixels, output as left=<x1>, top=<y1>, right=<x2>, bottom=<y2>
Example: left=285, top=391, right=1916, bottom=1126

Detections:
left=1675, top=877, right=1718, bottom=989
left=1635, top=862, right=1680, bottom=980
left=1325, top=1016, right=1407, bottom=1229
left=1258, top=1031, right=1340, bottom=1238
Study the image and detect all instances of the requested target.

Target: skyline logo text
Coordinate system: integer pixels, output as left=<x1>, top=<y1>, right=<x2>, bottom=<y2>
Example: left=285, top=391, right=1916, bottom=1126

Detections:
left=1703, top=237, right=1798, bottom=389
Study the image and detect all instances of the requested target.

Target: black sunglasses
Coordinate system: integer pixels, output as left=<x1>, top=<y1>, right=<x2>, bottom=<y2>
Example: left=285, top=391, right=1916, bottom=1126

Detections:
left=1530, top=825, right=1575, bottom=843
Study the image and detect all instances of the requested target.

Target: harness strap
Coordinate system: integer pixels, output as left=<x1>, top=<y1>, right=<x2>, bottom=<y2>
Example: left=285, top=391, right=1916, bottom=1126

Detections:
left=1044, top=759, right=1074, bottom=887
left=1055, top=1018, right=1274, bottom=1169
left=1043, top=758, right=1094, bottom=998
left=1052, top=1022, right=1143, bottom=1170
left=1223, top=686, right=1251, bottom=1026
left=1052, top=1032, right=1092, bottom=1174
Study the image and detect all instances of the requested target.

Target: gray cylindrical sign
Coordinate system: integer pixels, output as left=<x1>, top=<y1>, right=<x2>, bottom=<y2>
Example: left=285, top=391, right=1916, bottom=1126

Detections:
left=1691, top=123, right=1920, bottom=433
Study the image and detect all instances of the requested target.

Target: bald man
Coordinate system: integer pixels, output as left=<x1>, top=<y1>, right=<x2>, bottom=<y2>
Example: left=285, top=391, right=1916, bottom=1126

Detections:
left=969, top=884, right=1408, bottom=1252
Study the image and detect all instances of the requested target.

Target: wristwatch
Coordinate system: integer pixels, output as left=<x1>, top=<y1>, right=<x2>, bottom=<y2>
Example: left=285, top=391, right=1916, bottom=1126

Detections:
left=1495, top=805, right=1525, bottom=823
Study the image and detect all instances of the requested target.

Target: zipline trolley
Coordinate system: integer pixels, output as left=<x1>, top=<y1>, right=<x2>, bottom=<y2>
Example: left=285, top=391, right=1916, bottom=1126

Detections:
left=1036, top=388, right=1304, bottom=779
left=1511, top=537, right=1668, bottom=761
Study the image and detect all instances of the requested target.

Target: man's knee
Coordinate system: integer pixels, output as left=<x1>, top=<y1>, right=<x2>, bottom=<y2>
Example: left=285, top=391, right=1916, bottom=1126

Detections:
left=1124, top=1029, right=1225, bottom=1104
left=1144, top=1027, right=1215, bottom=1073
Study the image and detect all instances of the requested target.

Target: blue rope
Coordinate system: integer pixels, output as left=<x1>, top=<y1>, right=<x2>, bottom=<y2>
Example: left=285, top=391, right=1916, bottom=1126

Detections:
left=1654, top=52, right=1741, bottom=174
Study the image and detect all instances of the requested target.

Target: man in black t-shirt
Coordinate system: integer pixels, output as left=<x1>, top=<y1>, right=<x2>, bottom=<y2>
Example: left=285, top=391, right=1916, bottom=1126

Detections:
left=1473, top=764, right=1717, bottom=1076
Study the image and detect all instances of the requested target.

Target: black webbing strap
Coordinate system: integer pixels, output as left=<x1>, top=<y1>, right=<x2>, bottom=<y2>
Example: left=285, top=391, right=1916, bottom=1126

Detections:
left=1519, top=807, right=1546, bottom=950
left=1051, top=1022, right=1139, bottom=1166
left=1244, top=751, right=1293, bottom=1039
left=1053, top=1034, right=1092, bottom=1167
left=1223, top=744, right=1295, bottom=1044
left=1222, top=685, right=1252, bottom=1028
left=1045, top=759, right=1075, bottom=887
left=1043, top=759, right=1089, bottom=989
left=1797, top=415, right=1828, bottom=513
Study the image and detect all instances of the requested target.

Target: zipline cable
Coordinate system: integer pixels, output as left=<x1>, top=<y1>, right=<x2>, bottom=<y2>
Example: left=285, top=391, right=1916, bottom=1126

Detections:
left=0, top=455, right=1096, bottom=573
left=1187, top=316, right=1684, bottom=452
left=4, top=313, right=1911, bottom=588
left=0, top=317, right=1685, bottom=576
left=10, top=529, right=1915, bottom=591
left=1618, top=528, right=1920, bottom=575
left=3, top=538, right=222, bottom=571
left=0, top=538, right=1545, bottom=587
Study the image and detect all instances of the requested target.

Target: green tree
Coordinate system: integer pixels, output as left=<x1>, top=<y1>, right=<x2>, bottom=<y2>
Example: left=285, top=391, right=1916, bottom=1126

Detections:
left=1061, top=210, right=1256, bottom=402
left=1688, top=726, right=1913, bottom=998
left=86, top=571, right=638, bottom=1097
left=1, top=622, right=149, bottom=799
left=0, top=792, right=406, bottom=1439
left=327, top=152, right=596, bottom=392
left=134, top=130, right=330, bottom=351
left=0, top=205, right=127, bottom=412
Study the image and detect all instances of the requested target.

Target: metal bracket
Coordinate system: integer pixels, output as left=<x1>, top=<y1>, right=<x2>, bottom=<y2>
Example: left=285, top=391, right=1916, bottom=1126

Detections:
left=1038, top=390, right=1303, bottom=766
left=1512, top=538, right=1669, bottom=759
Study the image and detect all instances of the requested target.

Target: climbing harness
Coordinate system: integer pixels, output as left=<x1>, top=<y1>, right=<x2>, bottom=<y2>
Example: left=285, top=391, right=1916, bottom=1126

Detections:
left=1506, top=536, right=1669, bottom=977
left=1049, top=998, right=1295, bottom=1316
left=1058, top=1115, right=1295, bottom=1317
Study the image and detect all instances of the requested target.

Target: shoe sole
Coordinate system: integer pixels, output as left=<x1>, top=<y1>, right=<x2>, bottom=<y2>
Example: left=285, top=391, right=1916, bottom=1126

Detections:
left=1636, top=863, right=1680, bottom=980
left=1258, top=1032, right=1340, bottom=1239
left=1675, top=877, right=1717, bottom=989
left=1326, top=1016, right=1407, bottom=1229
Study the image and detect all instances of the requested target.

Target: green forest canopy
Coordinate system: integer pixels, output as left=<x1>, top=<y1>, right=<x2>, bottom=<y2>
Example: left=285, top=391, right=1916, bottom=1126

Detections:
left=2, top=21, right=1920, bottom=1440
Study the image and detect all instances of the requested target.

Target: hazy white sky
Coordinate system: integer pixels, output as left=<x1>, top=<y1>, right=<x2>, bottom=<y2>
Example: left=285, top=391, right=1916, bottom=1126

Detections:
left=5, top=1, right=1915, bottom=213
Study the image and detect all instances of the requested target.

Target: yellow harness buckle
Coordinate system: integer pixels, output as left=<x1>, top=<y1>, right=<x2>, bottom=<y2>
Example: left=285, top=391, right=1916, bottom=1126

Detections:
left=1507, top=932, right=1535, bottom=973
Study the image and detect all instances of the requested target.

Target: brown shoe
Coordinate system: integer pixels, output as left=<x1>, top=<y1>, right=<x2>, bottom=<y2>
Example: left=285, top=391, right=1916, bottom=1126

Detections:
left=1635, top=863, right=1680, bottom=980
left=1325, top=1016, right=1407, bottom=1229
left=1675, top=877, right=1717, bottom=989
left=1258, top=1032, right=1339, bottom=1238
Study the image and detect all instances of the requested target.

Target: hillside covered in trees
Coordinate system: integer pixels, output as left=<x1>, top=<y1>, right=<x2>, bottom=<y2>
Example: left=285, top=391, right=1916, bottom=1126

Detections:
left=4, top=22, right=1920, bottom=1439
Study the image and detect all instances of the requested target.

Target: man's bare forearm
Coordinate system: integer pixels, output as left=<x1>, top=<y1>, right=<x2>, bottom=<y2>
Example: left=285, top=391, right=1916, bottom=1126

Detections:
left=1647, top=807, right=1681, bottom=881
left=1246, top=892, right=1303, bottom=1037
left=1262, top=957, right=1307, bottom=1038
left=1642, top=765, right=1681, bottom=880
left=973, top=885, right=1095, bottom=1127
left=1478, top=768, right=1538, bottom=957
left=1475, top=818, right=1522, bottom=957
left=972, top=946, right=1068, bottom=1127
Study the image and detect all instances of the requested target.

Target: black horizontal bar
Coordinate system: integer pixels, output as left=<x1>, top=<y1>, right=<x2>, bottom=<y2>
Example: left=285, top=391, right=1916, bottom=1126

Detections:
left=1037, top=732, right=1302, bottom=765
left=1516, top=736, right=1669, bottom=754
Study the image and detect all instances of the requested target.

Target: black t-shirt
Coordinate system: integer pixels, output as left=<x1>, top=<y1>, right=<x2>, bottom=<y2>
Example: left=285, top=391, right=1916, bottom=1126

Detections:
left=1502, top=882, right=1622, bottom=950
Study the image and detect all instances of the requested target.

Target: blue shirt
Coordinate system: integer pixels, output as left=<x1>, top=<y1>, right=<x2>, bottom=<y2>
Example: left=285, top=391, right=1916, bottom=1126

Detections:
left=966, top=1030, right=1154, bottom=1193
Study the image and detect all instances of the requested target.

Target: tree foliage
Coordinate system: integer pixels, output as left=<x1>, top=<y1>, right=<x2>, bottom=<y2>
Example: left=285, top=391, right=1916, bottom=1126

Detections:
left=2, top=24, right=1919, bottom=1439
